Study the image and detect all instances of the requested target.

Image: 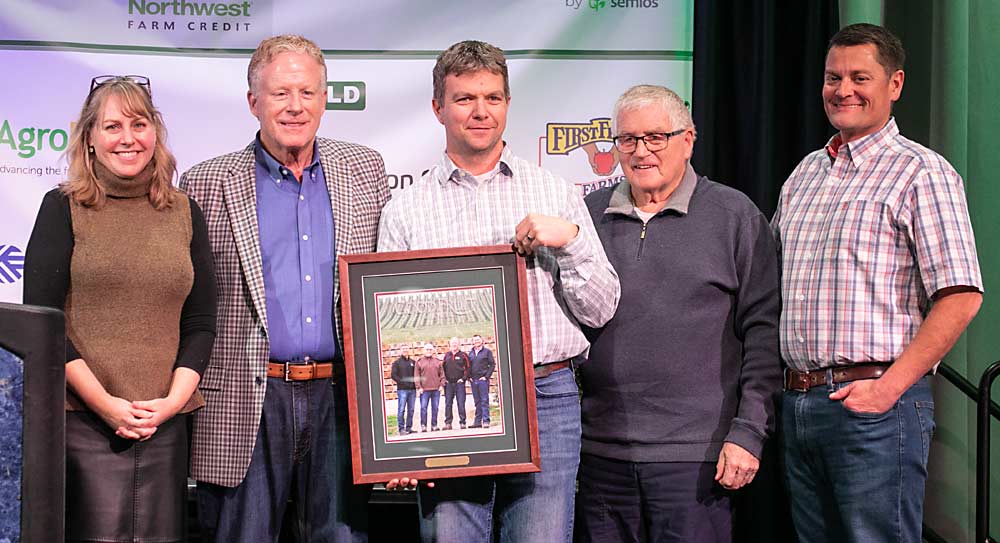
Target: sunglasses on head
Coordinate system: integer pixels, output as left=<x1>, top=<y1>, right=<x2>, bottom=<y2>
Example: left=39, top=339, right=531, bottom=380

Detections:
left=85, top=75, right=152, bottom=105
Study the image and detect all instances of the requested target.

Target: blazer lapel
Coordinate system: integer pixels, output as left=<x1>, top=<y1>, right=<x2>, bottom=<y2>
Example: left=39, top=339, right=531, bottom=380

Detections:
left=321, top=143, right=354, bottom=306
left=223, top=144, right=269, bottom=335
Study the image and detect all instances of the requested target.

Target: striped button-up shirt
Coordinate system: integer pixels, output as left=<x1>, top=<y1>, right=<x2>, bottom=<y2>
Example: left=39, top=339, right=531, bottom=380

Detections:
left=378, top=147, right=620, bottom=365
left=772, top=118, right=982, bottom=371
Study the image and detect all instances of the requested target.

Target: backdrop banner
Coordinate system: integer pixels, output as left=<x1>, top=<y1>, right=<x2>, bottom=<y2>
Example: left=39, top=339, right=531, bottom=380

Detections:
left=0, top=0, right=692, bottom=302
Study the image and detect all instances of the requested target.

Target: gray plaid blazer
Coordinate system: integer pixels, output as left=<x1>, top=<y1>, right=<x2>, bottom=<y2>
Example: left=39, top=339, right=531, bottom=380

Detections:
left=179, top=138, right=390, bottom=487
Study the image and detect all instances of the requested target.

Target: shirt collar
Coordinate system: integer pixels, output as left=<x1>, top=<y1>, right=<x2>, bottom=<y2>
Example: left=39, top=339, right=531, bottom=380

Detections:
left=254, top=132, right=322, bottom=183
left=605, top=162, right=697, bottom=218
left=436, top=144, right=514, bottom=186
left=825, top=117, right=899, bottom=168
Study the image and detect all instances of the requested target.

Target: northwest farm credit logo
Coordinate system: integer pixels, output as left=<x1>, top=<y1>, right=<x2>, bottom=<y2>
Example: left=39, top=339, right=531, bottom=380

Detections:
left=127, top=0, right=253, bottom=32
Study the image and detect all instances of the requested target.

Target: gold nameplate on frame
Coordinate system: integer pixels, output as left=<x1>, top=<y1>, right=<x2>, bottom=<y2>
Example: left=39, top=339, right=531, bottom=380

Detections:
left=425, top=456, right=471, bottom=468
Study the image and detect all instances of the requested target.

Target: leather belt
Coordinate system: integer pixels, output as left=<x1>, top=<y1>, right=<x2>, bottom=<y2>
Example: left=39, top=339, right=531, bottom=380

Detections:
left=784, top=363, right=891, bottom=392
left=266, top=361, right=340, bottom=382
left=533, top=360, right=571, bottom=380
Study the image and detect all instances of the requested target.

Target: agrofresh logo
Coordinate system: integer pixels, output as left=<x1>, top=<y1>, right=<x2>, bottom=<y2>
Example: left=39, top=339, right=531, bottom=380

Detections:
left=0, top=119, right=70, bottom=159
left=326, top=82, right=366, bottom=111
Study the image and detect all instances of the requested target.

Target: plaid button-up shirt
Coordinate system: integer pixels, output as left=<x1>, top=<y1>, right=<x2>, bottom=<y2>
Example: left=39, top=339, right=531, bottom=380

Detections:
left=772, top=118, right=982, bottom=371
left=378, top=147, right=620, bottom=365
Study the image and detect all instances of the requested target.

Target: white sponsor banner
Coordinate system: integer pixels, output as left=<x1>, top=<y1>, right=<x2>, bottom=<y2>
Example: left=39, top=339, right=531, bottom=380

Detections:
left=0, top=0, right=691, bottom=51
left=0, top=2, right=692, bottom=302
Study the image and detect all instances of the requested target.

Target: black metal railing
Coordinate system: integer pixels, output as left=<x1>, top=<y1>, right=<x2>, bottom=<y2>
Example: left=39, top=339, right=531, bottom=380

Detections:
left=977, top=362, right=1000, bottom=543
left=935, top=361, right=1000, bottom=543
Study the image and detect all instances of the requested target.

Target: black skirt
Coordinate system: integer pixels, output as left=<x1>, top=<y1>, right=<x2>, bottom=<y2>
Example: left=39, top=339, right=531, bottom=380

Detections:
left=65, top=411, right=188, bottom=542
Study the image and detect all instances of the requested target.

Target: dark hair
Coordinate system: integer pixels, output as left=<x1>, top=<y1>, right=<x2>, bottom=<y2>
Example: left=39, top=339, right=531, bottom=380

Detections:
left=828, top=23, right=905, bottom=74
left=432, top=40, right=509, bottom=104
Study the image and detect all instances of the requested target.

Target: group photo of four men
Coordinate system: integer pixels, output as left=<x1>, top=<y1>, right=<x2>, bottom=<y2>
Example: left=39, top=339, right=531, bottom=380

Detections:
left=389, top=336, right=496, bottom=436
left=181, top=22, right=980, bottom=543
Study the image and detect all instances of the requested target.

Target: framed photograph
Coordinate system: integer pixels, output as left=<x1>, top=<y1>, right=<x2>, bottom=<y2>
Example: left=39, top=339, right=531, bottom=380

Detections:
left=339, top=245, right=539, bottom=484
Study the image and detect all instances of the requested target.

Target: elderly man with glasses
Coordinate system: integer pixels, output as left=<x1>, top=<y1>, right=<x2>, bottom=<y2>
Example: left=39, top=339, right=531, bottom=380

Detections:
left=575, top=84, right=782, bottom=543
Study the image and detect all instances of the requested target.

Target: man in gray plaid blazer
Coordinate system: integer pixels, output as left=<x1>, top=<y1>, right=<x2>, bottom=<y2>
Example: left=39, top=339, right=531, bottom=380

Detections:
left=180, top=35, right=390, bottom=542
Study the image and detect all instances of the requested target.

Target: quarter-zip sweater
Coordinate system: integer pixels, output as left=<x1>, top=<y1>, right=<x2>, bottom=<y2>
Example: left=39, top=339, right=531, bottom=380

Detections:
left=580, top=165, right=781, bottom=462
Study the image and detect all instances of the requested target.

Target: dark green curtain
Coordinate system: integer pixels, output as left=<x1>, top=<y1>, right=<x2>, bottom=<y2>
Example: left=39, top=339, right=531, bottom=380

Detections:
left=691, top=0, right=838, bottom=217
left=691, top=3, right=838, bottom=541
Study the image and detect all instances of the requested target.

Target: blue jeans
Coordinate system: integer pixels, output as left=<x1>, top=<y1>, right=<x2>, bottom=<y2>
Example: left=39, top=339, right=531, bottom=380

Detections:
left=443, top=381, right=467, bottom=426
left=418, top=366, right=581, bottom=543
left=783, top=375, right=934, bottom=543
left=196, top=377, right=371, bottom=542
left=420, top=389, right=441, bottom=429
left=471, top=378, right=490, bottom=426
left=397, top=388, right=416, bottom=432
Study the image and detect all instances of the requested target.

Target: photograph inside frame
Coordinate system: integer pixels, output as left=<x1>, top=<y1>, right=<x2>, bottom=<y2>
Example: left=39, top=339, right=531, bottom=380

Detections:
left=358, top=263, right=525, bottom=464
left=375, top=286, right=504, bottom=442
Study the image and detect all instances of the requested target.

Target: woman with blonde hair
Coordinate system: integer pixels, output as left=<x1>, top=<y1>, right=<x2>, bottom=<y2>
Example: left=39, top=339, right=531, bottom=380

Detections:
left=23, top=75, right=216, bottom=542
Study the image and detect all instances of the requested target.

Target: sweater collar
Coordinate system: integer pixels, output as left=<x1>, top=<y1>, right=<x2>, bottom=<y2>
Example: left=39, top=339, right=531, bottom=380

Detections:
left=93, top=159, right=154, bottom=198
left=605, top=162, right=697, bottom=218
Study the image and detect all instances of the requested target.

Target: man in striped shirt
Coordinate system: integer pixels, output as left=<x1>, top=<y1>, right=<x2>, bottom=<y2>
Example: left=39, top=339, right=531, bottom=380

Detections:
left=379, top=40, right=620, bottom=543
left=772, top=23, right=983, bottom=543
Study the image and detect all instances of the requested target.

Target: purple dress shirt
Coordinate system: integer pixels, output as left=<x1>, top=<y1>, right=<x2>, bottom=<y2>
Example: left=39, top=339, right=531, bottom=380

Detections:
left=254, top=136, right=337, bottom=362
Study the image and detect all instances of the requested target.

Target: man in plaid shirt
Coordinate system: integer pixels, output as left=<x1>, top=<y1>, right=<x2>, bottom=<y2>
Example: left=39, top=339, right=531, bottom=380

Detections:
left=772, top=24, right=983, bottom=542
left=379, top=40, right=620, bottom=543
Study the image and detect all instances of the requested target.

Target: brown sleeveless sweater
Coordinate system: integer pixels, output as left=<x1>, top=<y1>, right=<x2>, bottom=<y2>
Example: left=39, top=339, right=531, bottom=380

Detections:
left=64, top=163, right=204, bottom=412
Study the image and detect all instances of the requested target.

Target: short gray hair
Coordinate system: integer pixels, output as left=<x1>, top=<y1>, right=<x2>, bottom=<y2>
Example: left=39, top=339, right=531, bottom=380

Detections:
left=248, top=34, right=326, bottom=92
left=612, top=85, right=696, bottom=140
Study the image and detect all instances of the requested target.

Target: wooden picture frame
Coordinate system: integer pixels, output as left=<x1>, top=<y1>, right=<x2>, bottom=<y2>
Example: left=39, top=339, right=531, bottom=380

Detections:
left=339, top=245, right=539, bottom=484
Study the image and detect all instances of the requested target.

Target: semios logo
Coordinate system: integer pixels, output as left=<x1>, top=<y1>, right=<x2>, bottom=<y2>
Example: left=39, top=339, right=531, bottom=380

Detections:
left=0, top=245, right=24, bottom=285
left=326, top=82, right=366, bottom=111
left=565, top=0, right=659, bottom=10
left=0, top=120, right=70, bottom=159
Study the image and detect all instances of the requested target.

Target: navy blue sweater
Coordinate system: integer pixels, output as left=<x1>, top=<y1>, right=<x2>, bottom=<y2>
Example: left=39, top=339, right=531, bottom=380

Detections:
left=580, top=172, right=781, bottom=462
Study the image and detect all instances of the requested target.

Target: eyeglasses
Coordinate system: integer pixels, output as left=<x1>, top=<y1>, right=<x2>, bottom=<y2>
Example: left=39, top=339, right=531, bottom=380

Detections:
left=612, top=128, right=686, bottom=153
left=86, top=75, right=152, bottom=104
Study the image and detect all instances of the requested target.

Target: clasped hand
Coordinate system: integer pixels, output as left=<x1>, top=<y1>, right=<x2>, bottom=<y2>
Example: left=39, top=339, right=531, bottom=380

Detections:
left=98, top=395, right=181, bottom=441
